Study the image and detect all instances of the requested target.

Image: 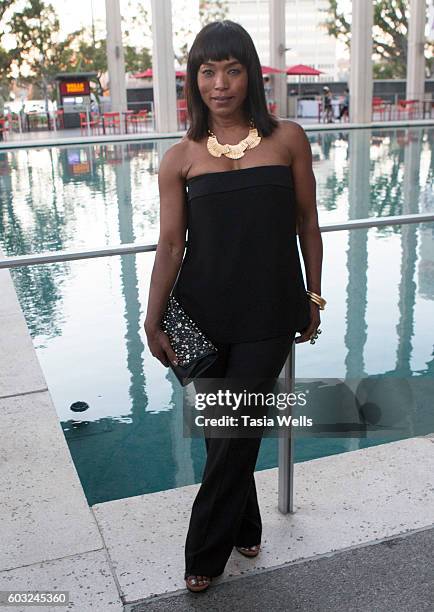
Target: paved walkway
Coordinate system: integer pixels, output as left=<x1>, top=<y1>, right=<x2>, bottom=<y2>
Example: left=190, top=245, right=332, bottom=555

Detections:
left=128, top=523, right=434, bottom=612
left=0, top=248, right=124, bottom=611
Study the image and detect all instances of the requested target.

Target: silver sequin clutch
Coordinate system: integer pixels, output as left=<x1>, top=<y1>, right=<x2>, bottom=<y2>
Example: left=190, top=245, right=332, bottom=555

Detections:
left=161, top=295, right=218, bottom=386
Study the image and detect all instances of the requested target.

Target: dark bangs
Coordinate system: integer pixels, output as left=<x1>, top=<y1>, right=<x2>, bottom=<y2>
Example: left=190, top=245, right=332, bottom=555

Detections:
left=185, top=20, right=278, bottom=141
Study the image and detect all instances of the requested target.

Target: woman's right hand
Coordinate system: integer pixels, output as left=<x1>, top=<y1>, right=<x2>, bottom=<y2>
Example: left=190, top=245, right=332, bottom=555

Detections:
left=145, top=326, right=178, bottom=368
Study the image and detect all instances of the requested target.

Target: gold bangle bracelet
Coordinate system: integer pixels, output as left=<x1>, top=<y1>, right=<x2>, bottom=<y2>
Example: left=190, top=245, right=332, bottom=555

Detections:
left=309, top=296, right=322, bottom=306
left=308, top=297, right=325, bottom=310
left=309, top=300, right=326, bottom=310
left=306, top=290, right=326, bottom=310
left=307, top=290, right=326, bottom=303
left=306, top=290, right=324, bottom=300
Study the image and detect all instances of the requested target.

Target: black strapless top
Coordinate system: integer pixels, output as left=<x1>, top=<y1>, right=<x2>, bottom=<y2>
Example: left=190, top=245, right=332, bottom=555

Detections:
left=172, top=164, right=311, bottom=343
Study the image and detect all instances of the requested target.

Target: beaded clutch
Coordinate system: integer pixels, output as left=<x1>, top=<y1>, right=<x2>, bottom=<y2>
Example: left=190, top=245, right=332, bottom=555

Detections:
left=161, top=295, right=218, bottom=386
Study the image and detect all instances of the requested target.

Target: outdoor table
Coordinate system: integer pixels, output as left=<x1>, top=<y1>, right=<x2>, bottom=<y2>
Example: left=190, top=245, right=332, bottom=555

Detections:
left=102, top=112, right=121, bottom=135
left=373, top=101, right=392, bottom=121
left=125, top=110, right=150, bottom=133
left=123, top=110, right=134, bottom=132
left=24, top=112, right=53, bottom=132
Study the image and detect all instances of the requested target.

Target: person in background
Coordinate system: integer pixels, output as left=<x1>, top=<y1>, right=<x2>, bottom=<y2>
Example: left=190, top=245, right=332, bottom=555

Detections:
left=322, top=86, right=334, bottom=123
left=338, top=87, right=349, bottom=122
left=89, top=93, right=99, bottom=114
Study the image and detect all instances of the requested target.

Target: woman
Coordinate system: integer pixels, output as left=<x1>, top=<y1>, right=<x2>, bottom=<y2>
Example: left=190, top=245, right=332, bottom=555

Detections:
left=339, top=87, right=350, bottom=122
left=144, top=20, right=324, bottom=593
left=322, top=86, right=334, bottom=123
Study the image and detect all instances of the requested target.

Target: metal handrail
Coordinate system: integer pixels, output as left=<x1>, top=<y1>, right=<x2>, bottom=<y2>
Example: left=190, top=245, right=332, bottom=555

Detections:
left=1, top=212, right=433, bottom=270
left=1, top=210, right=434, bottom=514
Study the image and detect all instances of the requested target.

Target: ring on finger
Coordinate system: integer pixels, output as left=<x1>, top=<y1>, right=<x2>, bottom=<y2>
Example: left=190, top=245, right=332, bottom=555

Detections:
left=310, top=327, right=321, bottom=344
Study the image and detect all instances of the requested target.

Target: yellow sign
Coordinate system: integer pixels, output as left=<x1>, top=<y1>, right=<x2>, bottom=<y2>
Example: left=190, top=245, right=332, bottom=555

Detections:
left=72, top=162, right=90, bottom=174
left=66, top=82, right=85, bottom=94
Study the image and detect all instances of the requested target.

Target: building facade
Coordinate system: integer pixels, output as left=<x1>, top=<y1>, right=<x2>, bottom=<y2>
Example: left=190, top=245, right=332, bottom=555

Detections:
left=227, top=0, right=341, bottom=81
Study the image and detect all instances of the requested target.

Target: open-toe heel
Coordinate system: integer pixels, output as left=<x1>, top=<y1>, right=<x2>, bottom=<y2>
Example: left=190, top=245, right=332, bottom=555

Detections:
left=235, top=544, right=261, bottom=558
left=185, top=574, right=211, bottom=593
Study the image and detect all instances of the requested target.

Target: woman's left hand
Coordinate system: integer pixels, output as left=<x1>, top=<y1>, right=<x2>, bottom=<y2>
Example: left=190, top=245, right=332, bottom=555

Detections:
left=294, top=302, right=321, bottom=344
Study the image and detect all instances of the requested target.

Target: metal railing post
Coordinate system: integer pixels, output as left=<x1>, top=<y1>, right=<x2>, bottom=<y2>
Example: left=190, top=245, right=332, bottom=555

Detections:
left=278, top=339, right=296, bottom=514
left=150, top=101, right=155, bottom=131
left=86, top=104, right=91, bottom=137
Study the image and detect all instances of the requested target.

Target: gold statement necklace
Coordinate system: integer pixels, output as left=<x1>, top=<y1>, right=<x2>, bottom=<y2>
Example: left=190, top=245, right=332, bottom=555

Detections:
left=207, top=118, right=261, bottom=159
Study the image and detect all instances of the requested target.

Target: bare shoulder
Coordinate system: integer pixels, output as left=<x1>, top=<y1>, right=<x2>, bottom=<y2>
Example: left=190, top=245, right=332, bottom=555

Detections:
left=158, top=140, right=188, bottom=179
left=277, top=119, right=311, bottom=163
left=158, top=138, right=190, bottom=182
left=277, top=119, right=308, bottom=141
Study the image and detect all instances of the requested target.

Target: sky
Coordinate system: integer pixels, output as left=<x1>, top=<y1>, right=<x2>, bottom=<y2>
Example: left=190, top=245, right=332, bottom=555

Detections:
left=1, top=0, right=199, bottom=52
left=1, top=0, right=357, bottom=65
left=59, top=0, right=199, bottom=49
left=56, top=0, right=352, bottom=58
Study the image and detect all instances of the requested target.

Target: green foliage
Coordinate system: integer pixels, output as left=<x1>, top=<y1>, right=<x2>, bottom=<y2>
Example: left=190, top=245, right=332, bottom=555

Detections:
left=1, top=0, right=154, bottom=100
left=75, top=37, right=108, bottom=77
left=171, top=0, right=227, bottom=67
left=0, top=45, right=10, bottom=86
left=319, top=0, right=434, bottom=78
left=0, top=0, right=16, bottom=21
left=123, top=0, right=152, bottom=69
left=3, top=0, right=79, bottom=100
left=0, top=0, right=21, bottom=84
left=0, top=0, right=234, bottom=102
left=124, top=45, right=152, bottom=73
left=199, top=0, right=229, bottom=26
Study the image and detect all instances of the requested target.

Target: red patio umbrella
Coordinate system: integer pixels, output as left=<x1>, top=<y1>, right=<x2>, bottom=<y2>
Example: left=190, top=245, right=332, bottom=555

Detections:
left=133, top=68, right=152, bottom=78
left=261, top=65, right=286, bottom=74
left=133, top=68, right=186, bottom=78
left=286, top=64, right=324, bottom=95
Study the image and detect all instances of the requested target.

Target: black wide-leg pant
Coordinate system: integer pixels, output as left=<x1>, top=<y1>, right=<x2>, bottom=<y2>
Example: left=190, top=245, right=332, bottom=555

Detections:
left=184, top=332, right=295, bottom=579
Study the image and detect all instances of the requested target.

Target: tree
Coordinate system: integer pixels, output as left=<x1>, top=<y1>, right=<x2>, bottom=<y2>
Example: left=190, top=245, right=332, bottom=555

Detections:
left=74, top=34, right=151, bottom=84
left=171, top=0, right=229, bottom=67
left=0, top=0, right=16, bottom=21
left=199, top=0, right=229, bottom=26
left=319, top=0, right=434, bottom=79
left=125, top=0, right=189, bottom=68
left=0, top=0, right=21, bottom=86
left=7, top=0, right=82, bottom=105
left=125, top=0, right=153, bottom=68
left=74, top=37, right=108, bottom=80
left=124, top=45, right=152, bottom=73
left=0, top=45, right=11, bottom=93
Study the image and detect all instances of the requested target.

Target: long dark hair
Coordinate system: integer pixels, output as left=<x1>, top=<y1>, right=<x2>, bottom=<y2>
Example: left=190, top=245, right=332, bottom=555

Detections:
left=185, top=20, right=279, bottom=141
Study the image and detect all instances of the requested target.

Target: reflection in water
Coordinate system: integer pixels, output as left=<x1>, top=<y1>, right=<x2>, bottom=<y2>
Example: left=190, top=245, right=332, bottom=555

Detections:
left=345, top=129, right=370, bottom=379
left=1, top=129, right=432, bottom=260
left=0, top=129, right=433, bottom=504
left=395, top=130, right=422, bottom=379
